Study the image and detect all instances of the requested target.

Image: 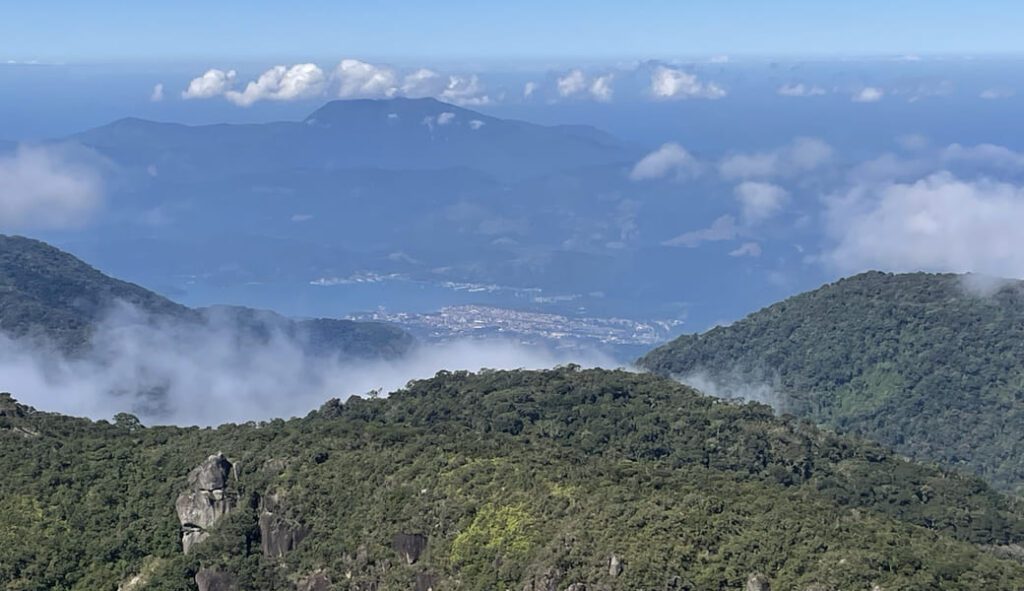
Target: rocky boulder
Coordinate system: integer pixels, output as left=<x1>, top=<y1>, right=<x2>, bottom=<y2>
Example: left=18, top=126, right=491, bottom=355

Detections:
left=296, top=570, right=332, bottom=591
left=175, top=453, right=235, bottom=553
left=259, top=492, right=311, bottom=558
left=746, top=573, right=771, bottom=591
left=392, top=532, right=428, bottom=565
left=195, top=568, right=238, bottom=591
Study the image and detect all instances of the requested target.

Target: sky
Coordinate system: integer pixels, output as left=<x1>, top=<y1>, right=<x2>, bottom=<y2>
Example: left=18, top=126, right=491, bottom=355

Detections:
left=5, top=0, right=1024, bottom=64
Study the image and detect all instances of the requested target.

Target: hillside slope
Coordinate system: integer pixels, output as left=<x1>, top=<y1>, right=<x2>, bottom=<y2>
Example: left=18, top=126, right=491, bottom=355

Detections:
left=0, top=234, right=412, bottom=357
left=2, top=368, right=1024, bottom=590
left=640, top=271, right=1024, bottom=494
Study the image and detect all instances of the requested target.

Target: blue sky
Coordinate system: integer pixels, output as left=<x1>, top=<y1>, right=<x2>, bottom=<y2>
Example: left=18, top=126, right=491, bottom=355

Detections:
left=5, top=0, right=1024, bottom=63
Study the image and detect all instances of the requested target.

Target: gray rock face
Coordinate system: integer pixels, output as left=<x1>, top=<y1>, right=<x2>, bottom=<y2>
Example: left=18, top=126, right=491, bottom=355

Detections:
left=195, top=568, right=238, bottom=591
left=521, top=567, right=562, bottom=591
left=392, top=533, right=428, bottom=565
left=175, top=453, right=235, bottom=553
left=415, top=572, right=439, bottom=591
left=259, top=492, right=311, bottom=558
left=565, top=584, right=587, bottom=591
left=746, top=573, right=771, bottom=591
left=296, top=570, right=332, bottom=591
left=608, top=554, right=623, bottom=577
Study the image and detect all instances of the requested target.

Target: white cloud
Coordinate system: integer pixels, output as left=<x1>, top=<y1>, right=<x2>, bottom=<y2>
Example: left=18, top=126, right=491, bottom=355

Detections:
left=941, top=143, right=1024, bottom=170
left=436, top=112, right=456, bottom=126
left=181, top=69, right=236, bottom=99
left=708, top=55, right=730, bottom=64
left=719, top=137, right=833, bottom=180
left=0, top=145, right=104, bottom=230
left=980, top=88, right=1015, bottom=100
left=630, top=143, right=701, bottom=181
left=650, top=66, right=726, bottom=100
left=334, top=59, right=399, bottom=98
left=590, top=74, right=614, bottom=102
left=523, top=81, right=538, bottom=99
left=557, top=69, right=587, bottom=97
left=777, top=83, right=826, bottom=97
left=729, top=242, right=762, bottom=257
left=469, top=119, right=486, bottom=130
left=401, top=68, right=443, bottom=97
left=823, top=173, right=1024, bottom=278
left=852, top=87, right=884, bottom=103
left=225, top=63, right=326, bottom=107
left=439, top=74, right=490, bottom=106
left=734, top=181, right=789, bottom=224
left=150, top=83, right=164, bottom=102
left=663, top=215, right=737, bottom=247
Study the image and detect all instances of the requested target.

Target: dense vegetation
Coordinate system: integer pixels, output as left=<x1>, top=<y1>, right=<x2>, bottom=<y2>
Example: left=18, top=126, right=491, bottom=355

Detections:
left=640, top=271, right=1024, bottom=495
left=0, top=234, right=412, bottom=358
left=3, top=367, right=1024, bottom=590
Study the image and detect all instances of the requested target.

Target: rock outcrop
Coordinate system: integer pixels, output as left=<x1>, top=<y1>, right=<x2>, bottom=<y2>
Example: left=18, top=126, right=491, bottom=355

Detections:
left=521, top=567, right=563, bottom=591
left=175, top=453, right=235, bottom=553
left=296, top=570, right=332, bottom=591
left=746, top=573, right=771, bottom=591
left=259, top=492, right=311, bottom=558
left=195, top=568, right=239, bottom=591
left=392, top=533, right=428, bottom=565
left=608, top=554, right=623, bottom=577
left=415, top=572, right=439, bottom=591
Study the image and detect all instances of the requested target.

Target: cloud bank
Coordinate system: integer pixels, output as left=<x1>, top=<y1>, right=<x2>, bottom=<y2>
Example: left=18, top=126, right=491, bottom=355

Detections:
left=0, top=304, right=617, bottom=426
left=0, top=145, right=104, bottom=230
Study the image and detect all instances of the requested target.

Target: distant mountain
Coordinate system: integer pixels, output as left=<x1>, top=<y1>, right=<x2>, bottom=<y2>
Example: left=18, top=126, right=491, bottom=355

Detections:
left=0, top=234, right=413, bottom=358
left=71, top=98, right=633, bottom=181
left=640, top=271, right=1024, bottom=494
left=4, top=367, right=1024, bottom=590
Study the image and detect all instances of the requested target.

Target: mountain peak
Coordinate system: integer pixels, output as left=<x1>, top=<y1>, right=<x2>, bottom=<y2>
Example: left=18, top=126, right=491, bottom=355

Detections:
left=304, top=97, right=478, bottom=127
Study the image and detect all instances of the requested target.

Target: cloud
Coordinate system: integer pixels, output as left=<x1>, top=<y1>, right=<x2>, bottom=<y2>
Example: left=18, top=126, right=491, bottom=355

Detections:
left=663, top=215, right=737, bottom=247
left=630, top=143, right=701, bottom=181
left=729, top=242, right=762, bottom=257
left=734, top=181, right=789, bottom=224
left=436, top=112, right=456, bottom=126
left=590, top=74, right=614, bottom=102
left=438, top=74, right=491, bottom=106
left=0, top=145, right=104, bottom=230
left=777, top=83, right=826, bottom=97
left=557, top=69, right=587, bottom=97
left=523, top=81, right=538, bottom=98
left=401, top=68, right=443, bottom=97
left=852, top=87, right=884, bottom=103
left=224, top=63, right=326, bottom=107
left=334, top=59, right=399, bottom=98
left=980, top=88, right=1015, bottom=100
left=823, top=173, right=1024, bottom=278
left=556, top=69, right=614, bottom=102
left=181, top=69, right=237, bottom=99
left=719, top=137, right=833, bottom=180
left=941, top=143, right=1024, bottom=170
left=150, top=83, right=164, bottom=102
left=649, top=66, right=726, bottom=100
left=0, top=303, right=617, bottom=425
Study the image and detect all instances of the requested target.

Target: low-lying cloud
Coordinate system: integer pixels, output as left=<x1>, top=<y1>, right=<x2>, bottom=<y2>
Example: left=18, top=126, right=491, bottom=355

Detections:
left=0, top=304, right=617, bottom=426
left=0, top=145, right=104, bottom=230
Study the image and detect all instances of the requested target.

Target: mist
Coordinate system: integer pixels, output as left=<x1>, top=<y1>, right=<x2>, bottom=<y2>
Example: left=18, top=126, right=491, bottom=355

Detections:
left=674, top=369, right=786, bottom=413
left=0, top=304, right=618, bottom=426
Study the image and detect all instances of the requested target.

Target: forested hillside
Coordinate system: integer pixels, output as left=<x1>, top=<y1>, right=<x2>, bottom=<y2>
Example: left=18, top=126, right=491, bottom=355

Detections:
left=0, top=234, right=412, bottom=358
left=3, top=368, right=1024, bottom=590
left=640, top=271, right=1024, bottom=494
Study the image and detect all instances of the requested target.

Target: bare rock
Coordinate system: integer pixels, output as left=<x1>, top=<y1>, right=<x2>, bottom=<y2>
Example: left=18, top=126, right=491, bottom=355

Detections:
left=296, top=570, right=332, bottom=591
left=608, top=554, right=623, bottom=577
left=392, top=532, right=428, bottom=565
left=746, top=573, right=771, bottom=591
left=259, top=492, right=311, bottom=558
left=566, top=584, right=587, bottom=591
left=415, top=572, right=439, bottom=591
left=176, top=453, right=235, bottom=553
left=521, top=567, right=563, bottom=591
left=195, top=568, right=238, bottom=591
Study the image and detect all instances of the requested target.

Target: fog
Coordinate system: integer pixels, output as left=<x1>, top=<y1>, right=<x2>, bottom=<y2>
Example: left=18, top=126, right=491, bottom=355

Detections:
left=675, top=369, right=786, bottom=413
left=0, top=304, right=618, bottom=426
